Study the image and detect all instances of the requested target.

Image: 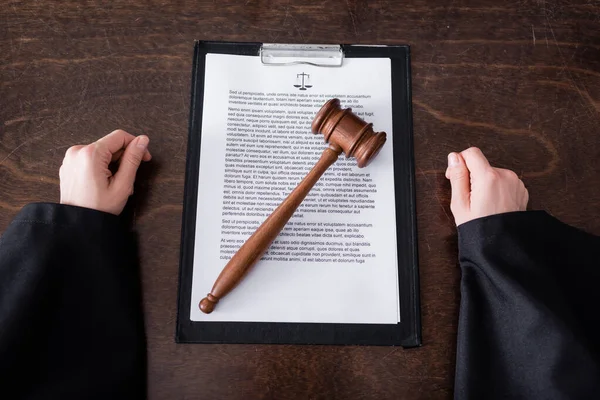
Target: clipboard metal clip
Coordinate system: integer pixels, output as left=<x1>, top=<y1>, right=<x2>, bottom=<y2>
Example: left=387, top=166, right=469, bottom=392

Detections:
left=260, top=44, right=344, bottom=67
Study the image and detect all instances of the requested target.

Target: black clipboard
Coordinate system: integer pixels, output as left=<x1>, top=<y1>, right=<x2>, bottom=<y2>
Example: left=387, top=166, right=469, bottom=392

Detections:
left=177, top=41, right=421, bottom=347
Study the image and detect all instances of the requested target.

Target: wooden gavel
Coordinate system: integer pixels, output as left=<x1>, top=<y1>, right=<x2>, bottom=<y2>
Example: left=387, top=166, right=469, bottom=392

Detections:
left=200, top=98, right=387, bottom=313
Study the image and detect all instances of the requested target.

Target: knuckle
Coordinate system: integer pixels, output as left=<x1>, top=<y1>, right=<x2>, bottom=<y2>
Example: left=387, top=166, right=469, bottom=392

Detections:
left=485, top=169, right=499, bottom=182
left=496, top=168, right=520, bottom=181
left=453, top=169, right=469, bottom=180
left=108, top=129, right=133, bottom=142
left=110, top=128, right=128, bottom=136
left=125, top=152, right=143, bottom=166
left=463, top=147, right=482, bottom=156
left=65, top=145, right=81, bottom=158
left=499, top=168, right=519, bottom=181
left=451, top=173, right=469, bottom=185
left=76, top=145, right=98, bottom=167
left=81, top=144, right=96, bottom=158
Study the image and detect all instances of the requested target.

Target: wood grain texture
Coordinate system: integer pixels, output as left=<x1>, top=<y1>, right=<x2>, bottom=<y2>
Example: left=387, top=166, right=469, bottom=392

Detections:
left=1, top=1, right=599, bottom=399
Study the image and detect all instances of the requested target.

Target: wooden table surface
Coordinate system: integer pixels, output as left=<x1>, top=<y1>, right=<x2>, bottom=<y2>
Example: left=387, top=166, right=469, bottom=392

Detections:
left=1, top=1, right=599, bottom=398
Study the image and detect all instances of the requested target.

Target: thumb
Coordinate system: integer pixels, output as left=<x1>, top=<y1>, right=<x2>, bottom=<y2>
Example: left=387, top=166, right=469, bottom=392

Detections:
left=113, top=135, right=149, bottom=194
left=445, top=152, right=470, bottom=214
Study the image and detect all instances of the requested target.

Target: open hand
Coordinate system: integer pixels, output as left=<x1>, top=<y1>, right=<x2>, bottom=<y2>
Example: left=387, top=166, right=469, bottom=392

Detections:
left=445, top=147, right=529, bottom=226
left=59, top=129, right=152, bottom=215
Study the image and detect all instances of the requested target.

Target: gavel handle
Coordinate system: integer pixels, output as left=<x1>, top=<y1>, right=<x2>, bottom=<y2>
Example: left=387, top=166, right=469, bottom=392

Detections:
left=200, top=145, right=342, bottom=313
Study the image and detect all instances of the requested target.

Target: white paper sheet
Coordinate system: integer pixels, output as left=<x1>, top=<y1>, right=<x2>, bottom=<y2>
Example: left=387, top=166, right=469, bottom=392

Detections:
left=190, top=54, right=399, bottom=324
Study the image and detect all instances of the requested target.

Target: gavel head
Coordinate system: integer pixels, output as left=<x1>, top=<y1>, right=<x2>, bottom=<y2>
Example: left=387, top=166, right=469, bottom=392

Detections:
left=311, top=98, right=387, bottom=168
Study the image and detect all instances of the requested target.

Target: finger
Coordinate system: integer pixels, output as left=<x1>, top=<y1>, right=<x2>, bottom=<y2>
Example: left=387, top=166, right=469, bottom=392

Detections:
left=96, top=129, right=152, bottom=161
left=96, top=129, right=136, bottom=154
left=520, top=181, right=529, bottom=210
left=143, top=149, right=152, bottom=162
left=112, top=135, right=150, bottom=194
left=446, top=152, right=471, bottom=212
left=111, top=148, right=151, bottom=162
left=64, top=145, right=85, bottom=159
left=495, top=167, right=520, bottom=181
left=460, top=147, right=492, bottom=177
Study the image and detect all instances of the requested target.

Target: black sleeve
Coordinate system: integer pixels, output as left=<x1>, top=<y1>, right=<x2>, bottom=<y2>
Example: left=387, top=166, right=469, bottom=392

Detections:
left=455, top=210, right=600, bottom=399
left=0, top=203, right=146, bottom=400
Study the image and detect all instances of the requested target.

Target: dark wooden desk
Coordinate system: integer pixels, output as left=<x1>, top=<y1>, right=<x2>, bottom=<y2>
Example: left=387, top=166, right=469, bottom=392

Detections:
left=1, top=1, right=599, bottom=398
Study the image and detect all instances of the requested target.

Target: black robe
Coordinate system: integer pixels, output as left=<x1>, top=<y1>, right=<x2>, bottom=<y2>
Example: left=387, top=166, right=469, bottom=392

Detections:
left=0, top=203, right=146, bottom=400
left=1, top=204, right=599, bottom=399
left=455, top=210, right=600, bottom=399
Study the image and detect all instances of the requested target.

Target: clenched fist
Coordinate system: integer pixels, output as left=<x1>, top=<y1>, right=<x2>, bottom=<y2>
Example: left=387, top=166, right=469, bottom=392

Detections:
left=59, top=129, right=152, bottom=215
left=445, top=147, right=529, bottom=226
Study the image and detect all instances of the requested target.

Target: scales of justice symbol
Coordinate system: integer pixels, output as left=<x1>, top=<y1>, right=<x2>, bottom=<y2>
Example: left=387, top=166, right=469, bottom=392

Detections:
left=293, top=72, right=313, bottom=90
